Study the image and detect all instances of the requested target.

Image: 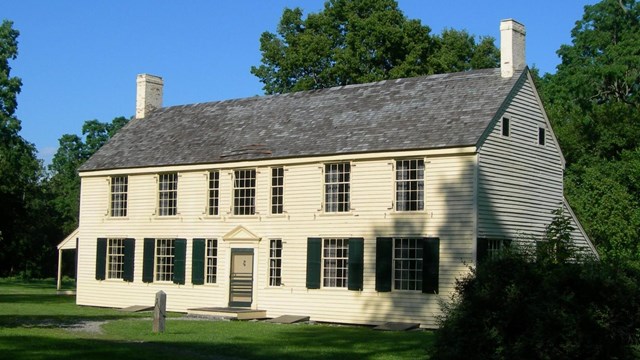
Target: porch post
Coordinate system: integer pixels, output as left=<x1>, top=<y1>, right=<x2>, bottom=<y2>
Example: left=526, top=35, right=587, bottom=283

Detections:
left=56, top=249, right=62, bottom=291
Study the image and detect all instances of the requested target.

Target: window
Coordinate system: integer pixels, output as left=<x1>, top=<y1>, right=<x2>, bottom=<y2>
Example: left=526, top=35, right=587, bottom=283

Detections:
left=206, top=239, right=218, bottom=284
left=375, top=237, right=439, bottom=294
left=271, top=167, right=284, bottom=214
left=324, top=163, right=350, bottom=212
left=394, top=238, right=423, bottom=291
left=158, top=173, right=178, bottom=216
left=538, top=127, right=546, bottom=145
left=155, top=238, right=175, bottom=282
left=107, top=238, right=125, bottom=279
left=110, top=176, right=128, bottom=217
left=208, top=171, right=219, bottom=216
left=502, top=117, right=510, bottom=137
left=396, top=159, right=424, bottom=211
left=269, top=239, right=282, bottom=286
left=323, top=238, right=349, bottom=287
left=234, top=169, right=256, bottom=215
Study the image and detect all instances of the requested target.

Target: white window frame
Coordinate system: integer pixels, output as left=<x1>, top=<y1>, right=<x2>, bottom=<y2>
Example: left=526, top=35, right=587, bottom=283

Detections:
left=271, top=167, right=284, bottom=215
left=269, top=239, right=283, bottom=286
left=322, top=238, right=349, bottom=288
left=233, top=169, right=256, bottom=215
left=206, top=239, right=218, bottom=284
left=158, top=173, right=178, bottom=216
left=107, top=238, right=125, bottom=280
left=395, top=159, right=425, bottom=212
left=393, top=238, right=423, bottom=291
left=154, top=238, right=175, bottom=282
left=110, top=176, right=128, bottom=217
left=208, top=171, right=220, bottom=216
left=324, top=163, right=351, bottom=213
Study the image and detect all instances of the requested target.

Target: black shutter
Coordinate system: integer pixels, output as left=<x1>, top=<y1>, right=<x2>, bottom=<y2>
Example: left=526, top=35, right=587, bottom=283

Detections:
left=95, top=238, right=107, bottom=280
left=477, top=237, right=488, bottom=263
left=375, top=237, right=393, bottom=292
left=173, top=238, right=187, bottom=285
left=192, top=238, right=205, bottom=285
left=123, top=238, right=135, bottom=282
left=142, top=238, right=155, bottom=283
left=422, top=237, right=440, bottom=294
left=348, top=238, right=364, bottom=291
left=306, top=238, right=321, bottom=289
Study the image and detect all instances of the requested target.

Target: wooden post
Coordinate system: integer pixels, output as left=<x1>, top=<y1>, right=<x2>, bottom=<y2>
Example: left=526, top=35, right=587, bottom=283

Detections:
left=153, top=290, right=166, bottom=333
left=56, top=249, right=63, bottom=291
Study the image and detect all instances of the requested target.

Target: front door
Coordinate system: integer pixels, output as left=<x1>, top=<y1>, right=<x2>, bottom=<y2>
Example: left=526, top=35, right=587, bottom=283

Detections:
left=229, top=248, right=254, bottom=307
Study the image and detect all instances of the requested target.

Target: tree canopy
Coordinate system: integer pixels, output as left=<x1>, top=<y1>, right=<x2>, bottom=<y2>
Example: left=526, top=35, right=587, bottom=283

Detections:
left=537, top=0, right=640, bottom=262
left=251, top=0, right=499, bottom=94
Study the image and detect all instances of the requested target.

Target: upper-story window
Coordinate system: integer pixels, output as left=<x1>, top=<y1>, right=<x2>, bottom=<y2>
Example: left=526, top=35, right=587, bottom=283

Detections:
left=538, top=127, right=546, bottom=146
left=110, top=176, right=128, bottom=217
left=208, top=171, right=220, bottom=216
left=158, top=173, right=178, bottom=216
left=324, top=163, right=350, bottom=212
left=271, top=167, right=284, bottom=214
left=234, top=169, right=256, bottom=215
left=396, top=159, right=424, bottom=211
left=502, top=117, right=510, bottom=137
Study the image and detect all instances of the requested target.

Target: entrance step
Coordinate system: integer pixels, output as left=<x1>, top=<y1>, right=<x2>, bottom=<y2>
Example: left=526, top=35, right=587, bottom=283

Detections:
left=120, top=305, right=154, bottom=312
left=187, top=307, right=267, bottom=320
left=266, top=315, right=310, bottom=324
left=373, top=322, right=421, bottom=331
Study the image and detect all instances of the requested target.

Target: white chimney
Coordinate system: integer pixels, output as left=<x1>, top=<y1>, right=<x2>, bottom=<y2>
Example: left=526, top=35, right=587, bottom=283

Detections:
left=500, top=19, right=526, bottom=78
left=136, top=74, right=163, bottom=119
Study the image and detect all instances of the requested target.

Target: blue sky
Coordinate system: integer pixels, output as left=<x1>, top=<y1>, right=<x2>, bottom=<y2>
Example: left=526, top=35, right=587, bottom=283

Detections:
left=4, top=0, right=596, bottom=164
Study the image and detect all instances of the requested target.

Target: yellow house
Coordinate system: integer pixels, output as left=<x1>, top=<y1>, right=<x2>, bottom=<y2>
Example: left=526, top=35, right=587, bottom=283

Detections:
left=63, top=19, right=597, bottom=328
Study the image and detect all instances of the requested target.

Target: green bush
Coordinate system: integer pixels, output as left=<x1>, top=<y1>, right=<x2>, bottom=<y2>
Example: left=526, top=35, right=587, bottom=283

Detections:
left=432, top=250, right=640, bottom=359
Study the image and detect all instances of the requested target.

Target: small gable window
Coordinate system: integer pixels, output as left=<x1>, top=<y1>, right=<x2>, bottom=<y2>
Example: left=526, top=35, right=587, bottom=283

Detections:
left=538, top=127, right=546, bottom=146
left=502, top=117, right=510, bottom=137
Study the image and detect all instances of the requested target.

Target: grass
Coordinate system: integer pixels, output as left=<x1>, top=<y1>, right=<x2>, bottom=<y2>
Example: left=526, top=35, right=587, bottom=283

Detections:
left=0, top=279, right=434, bottom=359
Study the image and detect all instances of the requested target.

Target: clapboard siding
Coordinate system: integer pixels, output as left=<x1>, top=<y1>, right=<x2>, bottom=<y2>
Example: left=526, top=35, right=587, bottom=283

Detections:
left=478, top=75, right=564, bottom=240
left=76, top=151, right=475, bottom=328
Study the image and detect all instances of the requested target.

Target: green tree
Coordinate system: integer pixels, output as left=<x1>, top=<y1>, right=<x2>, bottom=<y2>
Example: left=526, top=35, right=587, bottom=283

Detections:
left=251, top=0, right=498, bottom=94
left=48, top=117, right=128, bottom=235
left=0, top=20, right=53, bottom=277
left=538, top=0, right=640, bottom=261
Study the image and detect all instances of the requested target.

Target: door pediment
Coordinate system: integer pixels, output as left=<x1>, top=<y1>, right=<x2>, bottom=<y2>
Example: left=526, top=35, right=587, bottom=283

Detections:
left=223, top=225, right=261, bottom=243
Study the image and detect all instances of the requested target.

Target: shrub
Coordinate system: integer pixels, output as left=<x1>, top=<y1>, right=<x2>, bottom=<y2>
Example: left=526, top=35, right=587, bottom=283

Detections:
left=432, top=250, right=640, bottom=359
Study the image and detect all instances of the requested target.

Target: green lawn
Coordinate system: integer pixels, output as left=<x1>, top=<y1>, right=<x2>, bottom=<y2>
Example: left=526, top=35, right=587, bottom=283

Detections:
left=0, top=279, right=434, bottom=359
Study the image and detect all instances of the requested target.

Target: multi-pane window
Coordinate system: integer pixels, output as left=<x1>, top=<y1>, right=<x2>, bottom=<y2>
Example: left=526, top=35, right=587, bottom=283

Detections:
left=394, top=238, right=423, bottom=291
left=206, top=239, right=218, bottom=284
left=110, top=176, right=128, bottom=217
left=271, top=167, right=284, bottom=214
left=158, top=173, right=178, bottom=216
left=208, top=171, right=220, bottom=216
left=155, top=238, right=175, bottom=282
left=107, top=238, right=125, bottom=279
left=269, top=239, right=283, bottom=286
left=396, top=159, right=424, bottom=211
left=324, top=163, right=350, bottom=212
left=234, top=169, right=256, bottom=215
left=323, top=238, right=349, bottom=287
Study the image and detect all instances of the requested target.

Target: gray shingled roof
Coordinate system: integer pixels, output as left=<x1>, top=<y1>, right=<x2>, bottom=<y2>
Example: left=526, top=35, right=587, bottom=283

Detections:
left=80, top=68, right=524, bottom=172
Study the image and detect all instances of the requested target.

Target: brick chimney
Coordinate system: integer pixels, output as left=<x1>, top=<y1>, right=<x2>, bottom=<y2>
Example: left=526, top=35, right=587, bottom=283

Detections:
left=136, top=74, right=163, bottom=119
left=500, top=19, right=526, bottom=78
